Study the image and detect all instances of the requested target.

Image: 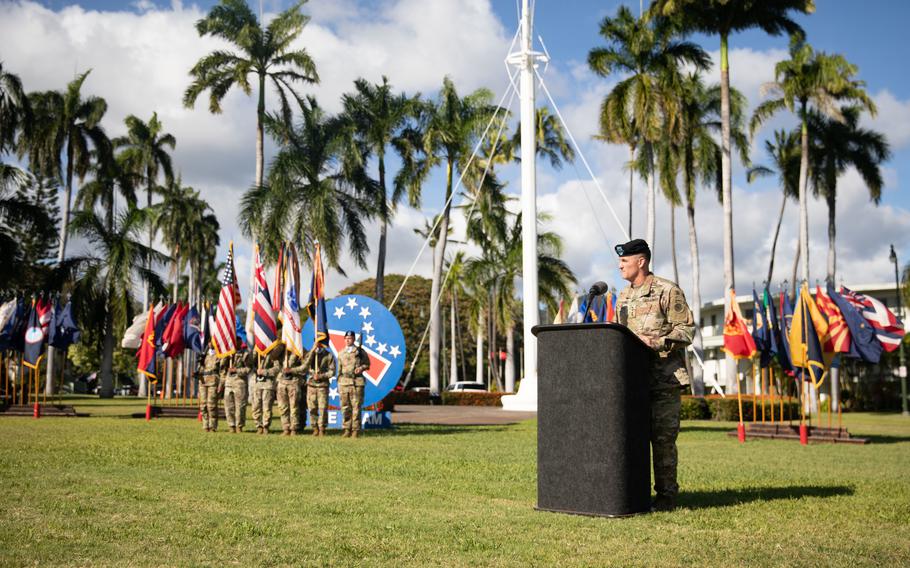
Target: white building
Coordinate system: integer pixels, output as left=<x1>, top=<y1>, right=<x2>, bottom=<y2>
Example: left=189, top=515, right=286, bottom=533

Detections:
left=698, top=282, right=907, bottom=394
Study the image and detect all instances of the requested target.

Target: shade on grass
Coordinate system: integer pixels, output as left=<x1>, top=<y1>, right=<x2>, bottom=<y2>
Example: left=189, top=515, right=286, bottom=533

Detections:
left=0, top=400, right=908, bottom=567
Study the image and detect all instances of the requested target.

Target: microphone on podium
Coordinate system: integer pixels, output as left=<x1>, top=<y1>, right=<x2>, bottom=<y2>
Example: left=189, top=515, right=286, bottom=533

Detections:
left=583, top=281, right=608, bottom=323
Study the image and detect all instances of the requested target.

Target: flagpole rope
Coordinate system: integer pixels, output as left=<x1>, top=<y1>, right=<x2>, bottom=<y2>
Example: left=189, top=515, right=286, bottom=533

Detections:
left=534, top=66, right=629, bottom=243
left=387, top=69, right=520, bottom=313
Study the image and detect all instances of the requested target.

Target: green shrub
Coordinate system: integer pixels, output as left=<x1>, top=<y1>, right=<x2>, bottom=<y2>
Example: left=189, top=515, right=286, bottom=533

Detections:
left=388, top=390, right=432, bottom=405
left=441, top=392, right=505, bottom=406
left=680, top=396, right=709, bottom=420
left=706, top=395, right=800, bottom=422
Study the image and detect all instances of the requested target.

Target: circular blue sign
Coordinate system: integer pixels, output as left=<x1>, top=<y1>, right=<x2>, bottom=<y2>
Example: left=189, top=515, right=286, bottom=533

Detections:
left=302, top=294, right=406, bottom=408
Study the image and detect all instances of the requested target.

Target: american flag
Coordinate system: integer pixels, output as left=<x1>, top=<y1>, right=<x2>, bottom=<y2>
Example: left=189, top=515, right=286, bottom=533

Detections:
left=251, top=244, right=279, bottom=355
left=212, top=242, right=240, bottom=357
left=840, top=286, right=905, bottom=353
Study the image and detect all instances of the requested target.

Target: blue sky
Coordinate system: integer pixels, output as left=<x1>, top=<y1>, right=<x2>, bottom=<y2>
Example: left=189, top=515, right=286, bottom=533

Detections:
left=6, top=0, right=910, bottom=302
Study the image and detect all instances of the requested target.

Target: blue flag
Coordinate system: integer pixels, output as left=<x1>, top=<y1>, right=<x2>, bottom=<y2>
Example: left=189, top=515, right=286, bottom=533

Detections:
left=828, top=285, right=882, bottom=364
left=23, top=306, right=45, bottom=369
left=155, top=304, right=176, bottom=355
left=764, top=288, right=791, bottom=374
left=6, top=298, right=28, bottom=353
left=235, top=314, right=249, bottom=351
left=0, top=298, right=22, bottom=351
left=184, top=306, right=204, bottom=354
left=752, top=289, right=771, bottom=367
left=780, top=291, right=796, bottom=376
left=580, top=294, right=608, bottom=323
left=49, top=300, right=80, bottom=350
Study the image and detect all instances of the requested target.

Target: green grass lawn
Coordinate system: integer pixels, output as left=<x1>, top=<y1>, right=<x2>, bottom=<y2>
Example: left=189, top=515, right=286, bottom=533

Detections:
left=1, top=398, right=908, bottom=567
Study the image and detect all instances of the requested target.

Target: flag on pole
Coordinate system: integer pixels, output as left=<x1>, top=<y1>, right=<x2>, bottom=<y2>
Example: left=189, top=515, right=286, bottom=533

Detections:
left=250, top=243, right=280, bottom=355
left=272, top=245, right=285, bottom=320
left=816, top=286, right=851, bottom=353
left=37, top=298, right=52, bottom=338
left=790, top=284, right=830, bottom=388
left=137, top=305, right=157, bottom=380
left=764, top=288, right=791, bottom=373
left=282, top=242, right=304, bottom=356
left=185, top=305, right=204, bottom=354
left=828, top=285, right=882, bottom=364
left=155, top=303, right=175, bottom=355
left=0, top=297, right=19, bottom=350
left=306, top=242, right=329, bottom=348
left=212, top=242, right=240, bottom=357
left=163, top=303, right=189, bottom=358
left=23, top=303, right=46, bottom=369
left=580, top=294, right=608, bottom=322
left=752, top=289, right=771, bottom=367
left=723, top=290, right=757, bottom=359
left=606, top=290, right=616, bottom=323
left=840, top=286, right=905, bottom=352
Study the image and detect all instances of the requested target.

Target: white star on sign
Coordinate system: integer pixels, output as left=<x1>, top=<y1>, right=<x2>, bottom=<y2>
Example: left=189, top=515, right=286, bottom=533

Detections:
left=377, top=342, right=388, bottom=355
left=333, top=306, right=345, bottom=319
left=365, top=335, right=377, bottom=347
left=362, top=321, right=374, bottom=333
left=359, top=306, right=371, bottom=319
left=389, top=345, right=401, bottom=358
left=330, top=387, right=339, bottom=398
left=346, top=297, right=358, bottom=309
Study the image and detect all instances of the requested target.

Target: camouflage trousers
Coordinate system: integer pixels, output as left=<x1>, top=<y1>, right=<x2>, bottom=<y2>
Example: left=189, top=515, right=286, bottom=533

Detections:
left=650, top=387, right=681, bottom=499
left=339, top=383, right=364, bottom=432
left=198, top=380, right=219, bottom=430
left=251, top=380, right=275, bottom=429
left=307, top=384, right=329, bottom=431
left=223, top=377, right=248, bottom=430
left=276, top=378, right=301, bottom=432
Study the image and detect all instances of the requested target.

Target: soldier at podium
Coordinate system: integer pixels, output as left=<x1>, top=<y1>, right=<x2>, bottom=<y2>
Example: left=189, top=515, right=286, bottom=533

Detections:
left=612, top=238, right=694, bottom=512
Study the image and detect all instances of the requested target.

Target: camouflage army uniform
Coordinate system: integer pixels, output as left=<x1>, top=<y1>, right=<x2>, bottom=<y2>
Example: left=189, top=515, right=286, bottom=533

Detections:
left=197, top=352, right=222, bottom=431
left=276, top=351, right=305, bottom=435
left=337, top=346, right=370, bottom=437
left=616, top=273, right=694, bottom=504
left=223, top=350, right=252, bottom=432
left=251, top=346, right=282, bottom=434
left=302, top=347, right=335, bottom=435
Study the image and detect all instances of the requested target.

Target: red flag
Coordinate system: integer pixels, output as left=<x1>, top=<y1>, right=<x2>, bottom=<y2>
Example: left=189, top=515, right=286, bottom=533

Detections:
left=163, top=303, right=188, bottom=358
left=137, top=305, right=157, bottom=380
left=723, top=289, right=757, bottom=359
left=816, top=286, right=851, bottom=353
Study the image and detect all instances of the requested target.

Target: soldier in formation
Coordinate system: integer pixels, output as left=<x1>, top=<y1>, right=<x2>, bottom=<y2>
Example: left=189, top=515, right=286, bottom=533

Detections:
left=613, top=239, right=694, bottom=512
left=196, top=349, right=222, bottom=432
left=337, top=330, right=370, bottom=438
left=223, top=347, right=252, bottom=433
left=301, top=343, right=335, bottom=436
left=252, top=344, right=282, bottom=434
left=276, top=347, right=305, bottom=436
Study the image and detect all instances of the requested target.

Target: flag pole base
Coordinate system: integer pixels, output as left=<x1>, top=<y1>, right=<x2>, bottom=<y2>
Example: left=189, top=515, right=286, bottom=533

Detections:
left=737, top=423, right=746, bottom=443
left=145, top=405, right=152, bottom=421
left=33, top=403, right=40, bottom=419
left=799, top=424, right=808, bottom=445
left=197, top=410, right=203, bottom=422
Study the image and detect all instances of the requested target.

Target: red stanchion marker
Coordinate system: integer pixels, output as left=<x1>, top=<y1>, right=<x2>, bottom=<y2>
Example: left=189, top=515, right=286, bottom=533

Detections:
left=799, top=424, right=808, bottom=445
left=737, top=423, right=746, bottom=443
left=145, top=405, right=152, bottom=421
left=33, top=403, right=40, bottom=419
left=198, top=410, right=203, bottom=422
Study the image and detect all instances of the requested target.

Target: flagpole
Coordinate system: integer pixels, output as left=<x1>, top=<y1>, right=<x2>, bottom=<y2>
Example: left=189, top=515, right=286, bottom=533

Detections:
left=768, top=367, right=775, bottom=424
left=760, top=366, right=766, bottom=423
left=799, top=288, right=808, bottom=445
left=736, top=362, right=745, bottom=443
left=751, top=360, right=756, bottom=423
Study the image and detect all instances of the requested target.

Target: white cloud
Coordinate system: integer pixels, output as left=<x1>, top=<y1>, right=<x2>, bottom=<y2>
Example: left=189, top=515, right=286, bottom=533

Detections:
left=866, top=89, right=910, bottom=150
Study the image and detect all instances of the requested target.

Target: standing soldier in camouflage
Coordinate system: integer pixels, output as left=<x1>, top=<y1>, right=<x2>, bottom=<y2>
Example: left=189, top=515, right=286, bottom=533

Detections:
left=197, top=349, right=221, bottom=432
left=301, top=344, right=335, bottom=436
left=223, top=346, right=252, bottom=433
left=276, top=347, right=305, bottom=436
left=613, top=239, right=694, bottom=512
left=337, top=330, right=370, bottom=438
left=252, top=344, right=282, bottom=434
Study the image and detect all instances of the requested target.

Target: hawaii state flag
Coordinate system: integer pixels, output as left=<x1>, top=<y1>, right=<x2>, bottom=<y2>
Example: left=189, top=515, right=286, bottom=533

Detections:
left=306, top=242, right=329, bottom=348
left=137, top=305, right=157, bottom=380
left=723, top=289, right=757, bottom=359
left=251, top=244, right=280, bottom=355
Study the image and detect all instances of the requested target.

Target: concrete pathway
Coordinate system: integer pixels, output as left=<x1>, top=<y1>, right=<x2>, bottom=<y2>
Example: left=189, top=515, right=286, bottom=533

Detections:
left=392, top=404, right=536, bottom=426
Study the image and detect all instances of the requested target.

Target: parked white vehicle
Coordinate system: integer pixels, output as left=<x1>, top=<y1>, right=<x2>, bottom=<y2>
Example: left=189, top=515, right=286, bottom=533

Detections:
left=444, top=382, right=488, bottom=392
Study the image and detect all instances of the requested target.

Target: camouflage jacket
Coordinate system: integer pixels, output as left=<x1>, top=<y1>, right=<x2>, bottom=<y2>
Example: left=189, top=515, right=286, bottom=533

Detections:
left=296, top=348, right=335, bottom=387
left=255, top=347, right=283, bottom=385
left=337, top=346, right=370, bottom=387
left=226, top=351, right=253, bottom=380
left=616, top=274, right=695, bottom=389
left=198, top=353, right=221, bottom=384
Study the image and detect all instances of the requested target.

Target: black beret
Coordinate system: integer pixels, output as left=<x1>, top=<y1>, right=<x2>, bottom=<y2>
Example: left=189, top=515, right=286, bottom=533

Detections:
left=344, top=330, right=356, bottom=338
left=615, top=239, right=651, bottom=259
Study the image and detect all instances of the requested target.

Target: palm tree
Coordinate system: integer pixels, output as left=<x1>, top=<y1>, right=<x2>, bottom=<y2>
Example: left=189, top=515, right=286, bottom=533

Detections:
left=21, top=70, right=111, bottom=264
left=238, top=97, right=374, bottom=270
left=661, top=72, right=748, bottom=395
left=746, top=129, right=801, bottom=285
left=588, top=6, right=709, bottom=254
left=69, top=207, right=167, bottom=398
left=114, top=112, right=175, bottom=311
left=806, top=107, right=890, bottom=284
left=0, top=61, right=30, bottom=156
left=341, top=76, right=420, bottom=303
left=750, top=37, right=876, bottom=284
left=184, top=0, right=318, bottom=189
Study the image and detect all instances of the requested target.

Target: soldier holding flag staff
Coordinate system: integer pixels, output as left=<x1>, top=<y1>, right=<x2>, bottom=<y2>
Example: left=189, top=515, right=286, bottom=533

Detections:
left=337, top=330, right=370, bottom=438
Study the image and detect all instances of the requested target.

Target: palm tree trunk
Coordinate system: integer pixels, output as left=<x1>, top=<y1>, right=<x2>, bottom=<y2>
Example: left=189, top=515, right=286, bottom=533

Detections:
left=450, top=296, right=458, bottom=384
left=166, top=250, right=178, bottom=399
left=256, top=73, right=266, bottom=189
left=100, top=299, right=115, bottom=399
left=475, top=311, right=484, bottom=385
left=686, top=185, right=705, bottom=396
left=57, top=144, right=74, bottom=263
left=646, top=164, right=655, bottom=257
left=790, top=238, right=800, bottom=301
left=376, top=156, right=387, bottom=303
left=139, top=175, right=153, bottom=398
left=505, top=324, right=515, bottom=393
left=628, top=144, right=634, bottom=237
left=428, top=162, right=454, bottom=395
left=798, top=111, right=810, bottom=284
left=766, top=192, right=788, bottom=286
left=670, top=204, right=679, bottom=284
left=719, top=32, right=737, bottom=392
left=826, top=191, right=836, bottom=285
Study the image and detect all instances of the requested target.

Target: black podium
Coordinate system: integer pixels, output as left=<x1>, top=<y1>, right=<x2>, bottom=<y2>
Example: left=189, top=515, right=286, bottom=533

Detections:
left=533, top=323, right=653, bottom=517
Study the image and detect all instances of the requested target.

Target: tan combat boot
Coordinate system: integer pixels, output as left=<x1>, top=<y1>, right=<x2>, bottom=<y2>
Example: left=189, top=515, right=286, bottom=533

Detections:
left=351, top=430, right=360, bottom=439
left=341, top=429, right=351, bottom=438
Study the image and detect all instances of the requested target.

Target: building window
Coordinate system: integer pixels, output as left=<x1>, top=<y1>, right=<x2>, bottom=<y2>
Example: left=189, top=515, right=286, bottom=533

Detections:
left=711, top=315, right=717, bottom=328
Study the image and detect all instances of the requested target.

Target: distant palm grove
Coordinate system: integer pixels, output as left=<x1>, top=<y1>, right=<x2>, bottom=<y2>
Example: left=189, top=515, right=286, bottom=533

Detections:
left=0, top=0, right=896, bottom=398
